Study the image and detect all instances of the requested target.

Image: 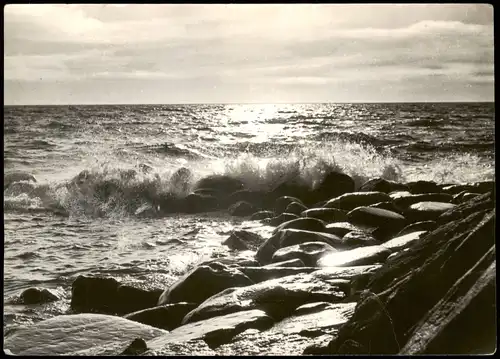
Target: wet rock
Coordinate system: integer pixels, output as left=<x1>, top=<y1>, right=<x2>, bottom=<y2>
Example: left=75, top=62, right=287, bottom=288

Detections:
left=265, top=213, right=299, bottom=226
left=194, top=175, right=245, bottom=197
left=303, top=335, right=337, bottom=354
left=312, top=265, right=383, bottom=283
left=341, top=231, right=379, bottom=248
left=3, top=313, right=167, bottom=356
left=20, top=287, right=59, bottom=305
left=311, top=171, right=355, bottom=204
left=238, top=266, right=317, bottom=283
left=325, top=201, right=495, bottom=354
left=271, top=242, right=338, bottom=267
left=265, top=258, right=306, bottom=267
left=397, top=221, right=437, bottom=236
left=222, top=230, right=265, bottom=251
left=324, top=192, right=391, bottom=211
left=393, top=193, right=454, bottom=211
left=381, top=231, right=427, bottom=252
left=279, top=228, right=343, bottom=249
left=437, top=192, right=493, bottom=225
left=121, top=338, right=148, bottom=355
left=324, top=222, right=367, bottom=238
left=285, top=201, right=308, bottom=215
left=457, top=192, right=481, bottom=203
left=199, top=255, right=260, bottom=268
left=228, top=201, right=256, bottom=217
left=389, top=190, right=413, bottom=200
left=359, top=178, right=408, bottom=194
left=250, top=210, right=275, bottom=220
left=71, top=276, right=120, bottom=314
left=406, top=180, right=441, bottom=194
left=273, top=217, right=326, bottom=234
left=301, top=208, right=348, bottom=222
left=124, top=303, right=198, bottom=331
left=405, top=201, right=456, bottom=222
left=441, top=182, right=494, bottom=196
left=274, top=196, right=305, bottom=215
left=270, top=180, right=311, bottom=206
left=368, top=201, right=404, bottom=214
left=347, top=206, right=407, bottom=239
left=147, top=309, right=274, bottom=350
left=317, top=245, right=392, bottom=267
left=227, top=189, right=267, bottom=208
left=183, top=193, right=219, bottom=213
left=181, top=272, right=348, bottom=324
left=157, top=262, right=254, bottom=306
left=116, top=285, right=163, bottom=315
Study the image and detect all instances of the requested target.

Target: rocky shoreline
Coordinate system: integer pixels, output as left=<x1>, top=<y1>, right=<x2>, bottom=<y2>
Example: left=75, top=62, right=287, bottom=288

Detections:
left=4, top=173, right=496, bottom=355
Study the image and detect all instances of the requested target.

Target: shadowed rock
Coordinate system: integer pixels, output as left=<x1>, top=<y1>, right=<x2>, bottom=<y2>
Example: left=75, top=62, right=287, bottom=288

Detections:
left=279, top=228, right=343, bottom=249
left=71, top=276, right=120, bottom=314
left=250, top=210, right=275, bottom=220
left=183, top=193, right=219, bottom=213
left=116, top=285, right=163, bottom=315
left=347, top=206, right=407, bottom=240
left=311, top=171, right=355, bottom=204
left=324, top=222, right=366, bottom=238
left=317, top=245, right=392, bottom=267
left=359, top=178, right=408, bottom=194
left=285, top=201, right=308, bottom=215
left=404, top=201, right=456, bottom=222
left=301, top=208, right=348, bottom=222
left=405, top=180, right=441, bottom=194
left=381, top=231, right=427, bottom=252
left=274, top=196, right=305, bottom=215
left=265, top=213, right=300, bottom=226
left=271, top=242, right=338, bottom=267
left=222, top=230, right=265, bottom=251
left=324, top=192, right=391, bottom=211
left=20, top=287, right=59, bottom=305
left=393, top=193, right=454, bottom=211
left=121, top=338, right=148, bottom=355
left=124, top=302, right=198, bottom=331
left=228, top=201, right=256, bottom=217
left=273, top=217, right=326, bottom=234
left=194, top=175, right=245, bottom=197
left=397, top=221, right=437, bottom=236
left=227, top=189, right=267, bottom=208
left=239, top=266, right=317, bottom=283
left=341, top=231, right=379, bottom=248
left=158, top=262, right=254, bottom=306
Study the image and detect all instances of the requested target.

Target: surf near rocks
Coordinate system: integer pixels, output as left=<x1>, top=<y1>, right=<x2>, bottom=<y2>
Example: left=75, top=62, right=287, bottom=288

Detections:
left=3, top=172, right=495, bottom=355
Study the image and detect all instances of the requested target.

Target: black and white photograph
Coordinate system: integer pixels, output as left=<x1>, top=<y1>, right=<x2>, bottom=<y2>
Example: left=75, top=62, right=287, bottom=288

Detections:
left=3, top=3, right=495, bottom=355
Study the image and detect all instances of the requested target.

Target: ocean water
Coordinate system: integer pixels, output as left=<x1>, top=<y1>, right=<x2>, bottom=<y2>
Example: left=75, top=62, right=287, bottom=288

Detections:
left=3, top=103, right=495, bottom=333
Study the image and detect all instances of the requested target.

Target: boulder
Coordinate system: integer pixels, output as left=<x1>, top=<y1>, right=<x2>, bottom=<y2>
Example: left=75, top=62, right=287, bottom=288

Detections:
left=20, top=287, right=59, bottom=305
left=341, top=231, right=379, bottom=248
left=274, top=196, right=305, bottom=215
left=397, top=220, right=436, bottom=236
left=157, top=262, right=254, bottom=306
left=234, top=266, right=317, bottom=284
left=270, top=180, right=312, bottom=205
left=228, top=201, right=256, bottom=217
left=183, top=193, right=219, bottom=213
left=222, top=230, right=265, bottom=251
left=458, top=193, right=481, bottom=203
left=181, top=272, right=349, bottom=324
left=271, top=242, right=338, bottom=267
left=393, top=193, right=454, bottom=211
left=301, top=208, right=348, bottom=222
left=317, top=245, right=392, bottom=267
left=3, top=313, right=167, bottom=356
left=148, top=309, right=274, bottom=350
left=279, top=228, right=343, bottom=249
left=347, top=206, right=407, bottom=239
left=381, top=231, right=427, bottom=252
left=265, top=213, right=300, bottom=226
left=405, top=180, right=441, bottom=194
left=273, top=217, right=326, bottom=234
left=324, top=192, right=391, bottom=211
left=121, top=338, right=148, bottom=355
left=359, top=178, right=408, bottom=193
left=193, top=175, right=245, bottom=196
left=437, top=192, right=493, bottom=225
left=124, top=302, right=198, bottom=331
left=250, top=210, right=275, bottom=220
left=70, top=276, right=120, bottom=314
left=285, top=201, right=308, bottom=215
left=116, top=285, right=163, bottom=315
left=324, top=222, right=365, bottom=238
left=441, top=182, right=494, bottom=196
left=265, top=258, right=306, bottom=268
left=389, top=190, right=413, bottom=200
left=405, top=202, right=456, bottom=222
left=311, top=171, right=355, bottom=204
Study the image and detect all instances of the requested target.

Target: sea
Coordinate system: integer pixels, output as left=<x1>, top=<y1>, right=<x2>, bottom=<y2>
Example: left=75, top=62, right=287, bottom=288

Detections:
left=3, top=102, right=495, bottom=335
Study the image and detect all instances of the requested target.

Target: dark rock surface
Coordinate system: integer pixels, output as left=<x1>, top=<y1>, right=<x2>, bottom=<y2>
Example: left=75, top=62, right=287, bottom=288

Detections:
left=271, top=241, right=338, bottom=266
left=397, top=220, right=437, bottom=236
left=70, top=276, right=120, bottom=314
left=317, top=245, right=392, bottom=267
left=405, top=180, right=441, bottom=194
left=359, top=178, right=409, bottom=193
left=285, top=201, right=308, bottom=215
left=273, top=217, right=326, bottom=234
left=20, top=287, right=60, bottom=305
left=228, top=201, right=256, bottom=216
left=222, top=230, right=265, bottom=251
left=274, top=196, right=305, bottom=215
left=324, top=191, right=391, bottom=211
left=404, top=201, right=456, bottom=222
left=124, top=302, right=198, bottom=331
left=250, top=210, right=275, bottom=220
left=301, top=208, right=348, bottom=222
left=311, top=171, right=355, bottom=204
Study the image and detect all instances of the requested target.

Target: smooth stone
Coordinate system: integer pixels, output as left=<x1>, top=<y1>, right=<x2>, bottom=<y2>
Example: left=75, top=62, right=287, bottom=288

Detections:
left=359, top=178, right=408, bottom=194
left=341, top=231, right=379, bottom=248
left=121, top=338, right=148, bottom=355
left=406, top=202, right=457, bottom=222
left=265, top=213, right=300, bottom=226
left=285, top=201, right=308, bottom=215
left=271, top=242, right=338, bottom=267
left=222, top=230, right=265, bottom=251
left=238, top=266, right=317, bottom=283
left=381, top=231, right=427, bottom=251
left=273, top=217, right=326, bottom=234
left=227, top=189, right=267, bottom=208
left=228, top=201, right=256, bottom=217
left=270, top=181, right=311, bottom=206
left=157, top=262, right=253, bottom=306
left=116, top=285, right=163, bottom=315
left=264, top=258, right=306, bottom=267
left=368, top=201, right=403, bottom=214
left=70, top=276, right=120, bottom=314
left=181, top=272, right=349, bottom=324
left=347, top=206, right=407, bottom=232
left=193, top=175, right=245, bottom=196
left=394, top=193, right=454, bottom=211
left=279, top=229, right=344, bottom=249
left=397, top=221, right=437, bottom=236
left=324, top=192, right=391, bottom=211
left=293, top=301, right=336, bottom=316
left=312, top=265, right=383, bottom=283
left=405, top=180, right=441, bottom=194
left=274, top=196, right=305, bottom=215
left=324, top=222, right=366, bottom=238
left=148, top=309, right=274, bottom=350
left=389, top=190, right=413, bottom=200
left=459, top=193, right=482, bottom=203
left=250, top=210, right=275, bottom=220
left=317, top=245, right=392, bottom=267
left=3, top=313, right=167, bottom=356
left=311, top=171, right=355, bottom=204
left=20, top=287, right=59, bottom=305
left=124, top=302, right=198, bottom=331
left=301, top=208, right=348, bottom=222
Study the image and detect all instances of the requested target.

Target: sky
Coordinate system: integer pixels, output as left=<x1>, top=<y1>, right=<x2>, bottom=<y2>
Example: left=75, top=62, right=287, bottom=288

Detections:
left=4, top=4, right=494, bottom=105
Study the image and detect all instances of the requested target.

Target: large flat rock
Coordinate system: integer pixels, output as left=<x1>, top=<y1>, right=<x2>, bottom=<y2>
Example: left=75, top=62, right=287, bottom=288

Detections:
left=317, top=245, right=392, bottom=267
left=3, top=313, right=168, bottom=356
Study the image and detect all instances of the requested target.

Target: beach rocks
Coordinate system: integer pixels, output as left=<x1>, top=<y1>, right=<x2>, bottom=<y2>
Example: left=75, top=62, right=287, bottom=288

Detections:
left=124, top=302, right=198, bottom=331
left=397, top=221, right=437, bottom=236
left=115, top=285, right=163, bottom=315
left=341, top=231, right=379, bottom=248
left=274, top=196, right=305, bottom=215
left=381, top=231, right=427, bottom=252
left=228, top=201, right=256, bottom=216
left=194, top=175, right=245, bottom=197
left=324, top=192, right=391, bottom=211
left=317, top=245, right=392, bottom=267
left=3, top=313, right=168, bottom=356
left=222, top=230, right=265, bottom=251
left=406, top=180, right=441, bottom=194
left=121, top=338, right=148, bottom=355
left=71, top=276, right=120, bottom=314
left=157, top=262, right=253, bottom=306
left=274, top=217, right=326, bottom=234
left=266, top=213, right=299, bottom=226
left=279, top=228, right=343, bottom=249
left=359, top=178, right=408, bottom=194
left=181, top=272, right=348, bottom=324
left=270, top=180, right=311, bottom=205
left=393, top=193, right=453, bottom=210
left=265, top=258, right=306, bottom=267
left=405, top=201, right=456, bottom=222
left=311, top=171, right=355, bottom=204
left=238, top=266, right=316, bottom=283
left=20, top=287, right=60, bottom=305
left=271, top=242, right=338, bottom=266
left=301, top=208, right=348, bottom=222
left=227, top=190, right=267, bottom=208
left=324, top=222, right=364, bottom=238
left=285, top=201, right=308, bottom=215
left=183, top=193, right=219, bottom=213
left=250, top=210, right=275, bottom=220
left=346, top=206, right=407, bottom=239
